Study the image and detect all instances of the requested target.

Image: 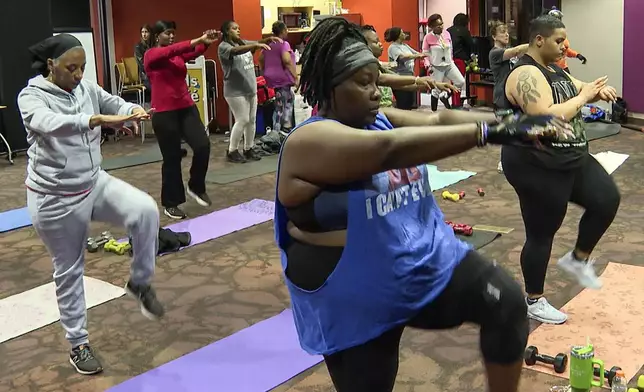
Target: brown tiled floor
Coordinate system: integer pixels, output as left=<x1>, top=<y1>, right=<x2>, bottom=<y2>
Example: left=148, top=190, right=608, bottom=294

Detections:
left=1, top=129, right=643, bottom=392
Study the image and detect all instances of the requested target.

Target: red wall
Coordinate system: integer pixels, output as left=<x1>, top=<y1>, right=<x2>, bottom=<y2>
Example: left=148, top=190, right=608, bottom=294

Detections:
left=342, top=0, right=419, bottom=61
left=391, top=0, right=420, bottom=51
left=110, top=0, right=245, bottom=127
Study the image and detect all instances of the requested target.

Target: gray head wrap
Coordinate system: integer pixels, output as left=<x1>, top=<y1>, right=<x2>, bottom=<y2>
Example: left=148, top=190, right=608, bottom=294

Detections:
left=331, top=37, right=379, bottom=87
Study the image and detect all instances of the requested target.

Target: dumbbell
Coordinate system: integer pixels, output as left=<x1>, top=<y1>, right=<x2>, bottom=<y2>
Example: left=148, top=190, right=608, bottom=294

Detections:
left=524, top=345, right=568, bottom=374
left=594, top=365, right=622, bottom=387
left=86, top=231, right=113, bottom=253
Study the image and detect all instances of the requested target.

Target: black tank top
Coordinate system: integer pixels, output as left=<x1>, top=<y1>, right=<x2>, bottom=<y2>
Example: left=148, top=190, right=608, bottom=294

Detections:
left=500, top=54, right=588, bottom=169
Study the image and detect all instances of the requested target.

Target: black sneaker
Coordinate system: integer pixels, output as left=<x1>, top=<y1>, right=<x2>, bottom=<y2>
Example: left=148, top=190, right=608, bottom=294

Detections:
left=187, top=188, right=212, bottom=207
left=243, top=148, right=262, bottom=161
left=227, top=150, right=246, bottom=163
left=124, top=280, right=165, bottom=320
left=69, top=344, right=103, bottom=375
left=164, top=206, right=186, bottom=219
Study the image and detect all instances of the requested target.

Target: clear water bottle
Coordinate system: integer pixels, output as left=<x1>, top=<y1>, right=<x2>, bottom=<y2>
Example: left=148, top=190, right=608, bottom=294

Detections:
left=612, top=370, right=627, bottom=392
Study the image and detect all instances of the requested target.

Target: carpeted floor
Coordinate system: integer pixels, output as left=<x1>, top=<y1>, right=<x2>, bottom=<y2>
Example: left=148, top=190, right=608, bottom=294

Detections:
left=1, top=127, right=644, bottom=392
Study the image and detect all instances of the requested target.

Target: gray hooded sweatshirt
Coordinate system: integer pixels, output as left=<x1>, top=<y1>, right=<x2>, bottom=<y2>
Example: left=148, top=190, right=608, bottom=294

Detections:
left=17, top=75, right=139, bottom=195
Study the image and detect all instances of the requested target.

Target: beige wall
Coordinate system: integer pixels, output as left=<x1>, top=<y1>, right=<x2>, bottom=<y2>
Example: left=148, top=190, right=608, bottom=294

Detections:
left=561, top=0, right=624, bottom=111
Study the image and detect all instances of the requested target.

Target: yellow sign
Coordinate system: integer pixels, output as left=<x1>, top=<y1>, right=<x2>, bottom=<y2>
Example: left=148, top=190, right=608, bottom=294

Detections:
left=186, top=67, right=206, bottom=124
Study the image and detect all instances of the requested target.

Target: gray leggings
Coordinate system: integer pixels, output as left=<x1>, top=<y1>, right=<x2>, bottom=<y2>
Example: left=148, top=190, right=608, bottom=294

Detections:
left=27, top=170, right=159, bottom=347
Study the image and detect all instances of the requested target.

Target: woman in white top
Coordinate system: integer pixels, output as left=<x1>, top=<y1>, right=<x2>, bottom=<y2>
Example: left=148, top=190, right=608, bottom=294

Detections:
left=385, top=27, right=426, bottom=110
left=422, top=14, right=466, bottom=111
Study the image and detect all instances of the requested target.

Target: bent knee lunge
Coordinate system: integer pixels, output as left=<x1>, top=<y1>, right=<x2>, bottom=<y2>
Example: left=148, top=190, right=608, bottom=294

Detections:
left=479, top=264, right=529, bottom=364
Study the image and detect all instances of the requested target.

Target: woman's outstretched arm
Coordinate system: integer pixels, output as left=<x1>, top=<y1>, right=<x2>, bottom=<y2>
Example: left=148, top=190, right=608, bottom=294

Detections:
left=380, top=106, right=497, bottom=127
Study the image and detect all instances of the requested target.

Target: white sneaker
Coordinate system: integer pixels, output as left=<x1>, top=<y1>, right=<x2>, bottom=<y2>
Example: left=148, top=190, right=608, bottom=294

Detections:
left=497, top=161, right=504, bottom=173
left=527, top=297, right=568, bottom=324
left=557, top=252, right=603, bottom=290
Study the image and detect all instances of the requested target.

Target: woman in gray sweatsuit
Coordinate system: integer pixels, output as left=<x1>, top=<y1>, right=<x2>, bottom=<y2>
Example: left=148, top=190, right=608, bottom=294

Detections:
left=17, top=34, right=164, bottom=375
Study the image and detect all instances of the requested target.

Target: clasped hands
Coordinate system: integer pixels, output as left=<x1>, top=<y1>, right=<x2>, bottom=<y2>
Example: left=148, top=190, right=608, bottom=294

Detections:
left=579, top=76, right=617, bottom=103
left=90, top=107, right=153, bottom=135
left=414, top=76, right=460, bottom=94
left=199, top=29, right=220, bottom=45
left=492, top=112, right=574, bottom=147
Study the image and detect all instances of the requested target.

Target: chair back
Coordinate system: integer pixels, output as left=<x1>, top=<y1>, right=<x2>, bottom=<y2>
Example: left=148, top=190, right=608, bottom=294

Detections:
left=122, top=57, right=140, bottom=84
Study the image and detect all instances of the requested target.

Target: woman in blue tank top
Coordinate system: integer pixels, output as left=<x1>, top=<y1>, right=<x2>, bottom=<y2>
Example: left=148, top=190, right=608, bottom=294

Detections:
left=274, top=17, right=572, bottom=392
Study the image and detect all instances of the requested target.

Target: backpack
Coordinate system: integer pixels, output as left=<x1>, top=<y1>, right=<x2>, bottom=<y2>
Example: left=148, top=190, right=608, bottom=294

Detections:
left=256, top=76, right=275, bottom=106
left=611, top=97, right=628, bottom=124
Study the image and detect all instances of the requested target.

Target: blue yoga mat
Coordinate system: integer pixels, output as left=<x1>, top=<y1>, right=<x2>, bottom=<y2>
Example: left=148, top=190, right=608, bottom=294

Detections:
left=0, top=207, right=31, bottom=233
left=427, top=164, right=476, bottom=191
left=108, top=309, right=323, bottom=392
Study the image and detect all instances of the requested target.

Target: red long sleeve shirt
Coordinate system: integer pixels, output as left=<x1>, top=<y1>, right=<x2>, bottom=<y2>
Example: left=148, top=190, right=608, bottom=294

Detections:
left=144, top=40, right=208, bottom=112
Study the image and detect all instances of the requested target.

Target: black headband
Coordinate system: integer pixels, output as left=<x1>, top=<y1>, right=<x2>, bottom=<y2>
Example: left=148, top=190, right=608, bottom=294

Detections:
left=28, top=34, right=82, bottom=76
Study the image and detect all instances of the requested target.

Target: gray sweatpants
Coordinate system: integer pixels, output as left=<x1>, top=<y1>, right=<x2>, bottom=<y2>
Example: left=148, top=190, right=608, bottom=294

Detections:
left=27, top=170, right=159, bottom=348
left=430, top=63, right=466, bottom=99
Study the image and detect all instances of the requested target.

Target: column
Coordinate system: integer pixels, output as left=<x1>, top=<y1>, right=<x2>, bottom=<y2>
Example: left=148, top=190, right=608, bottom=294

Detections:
left=0, top=0, right=53, bottom=152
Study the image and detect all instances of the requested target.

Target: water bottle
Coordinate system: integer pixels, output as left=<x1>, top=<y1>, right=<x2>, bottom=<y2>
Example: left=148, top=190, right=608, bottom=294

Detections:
left=612, top=370, right=627, bottom=392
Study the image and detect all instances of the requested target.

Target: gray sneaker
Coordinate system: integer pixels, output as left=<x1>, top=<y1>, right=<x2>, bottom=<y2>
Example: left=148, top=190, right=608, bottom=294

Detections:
left=557, top=252, right=602, bottom=290
left=69, top=344, right=103, bottom=375
left=527, top=297, right=567, bottom=324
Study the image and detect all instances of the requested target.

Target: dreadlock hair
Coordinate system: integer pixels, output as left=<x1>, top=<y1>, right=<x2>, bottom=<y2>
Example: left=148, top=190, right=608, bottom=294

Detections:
left=299, top=17, right=366, bottom=109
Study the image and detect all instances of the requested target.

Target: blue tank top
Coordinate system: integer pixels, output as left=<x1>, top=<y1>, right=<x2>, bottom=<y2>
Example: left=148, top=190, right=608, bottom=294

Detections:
left=274, top=113, right=472, bottom=355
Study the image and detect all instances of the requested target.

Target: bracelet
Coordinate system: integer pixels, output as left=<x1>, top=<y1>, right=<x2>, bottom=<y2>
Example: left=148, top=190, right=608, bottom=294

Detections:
left=477, top=122, right=488, bottom=147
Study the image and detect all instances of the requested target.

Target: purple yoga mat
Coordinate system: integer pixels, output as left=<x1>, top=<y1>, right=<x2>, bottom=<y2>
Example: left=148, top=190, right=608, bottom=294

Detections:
left=119, top=199, right=275, bottom=251
left=166, top=199, right=274, bottom=248
left=107, top=309, right=323, bottom=392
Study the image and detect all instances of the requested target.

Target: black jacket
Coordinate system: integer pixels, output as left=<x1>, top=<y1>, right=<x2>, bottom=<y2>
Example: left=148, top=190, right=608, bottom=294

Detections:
left=447, top=25, right=474, bottom=61
left=134, top=41, right=150, bottom=84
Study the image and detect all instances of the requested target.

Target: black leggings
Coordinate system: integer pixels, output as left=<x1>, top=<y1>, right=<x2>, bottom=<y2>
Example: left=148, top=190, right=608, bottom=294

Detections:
left=501, top=147, right=621, bottom=295
left=286, top=243, right=528, bottom=392
left=392, top=89, right=416, bottom=110
left=151, top=106, right=211, bottom=208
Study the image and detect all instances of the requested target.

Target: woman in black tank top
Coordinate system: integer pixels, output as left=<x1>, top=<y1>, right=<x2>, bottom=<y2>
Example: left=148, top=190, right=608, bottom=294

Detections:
left=500, top=15, right=620, bottom=326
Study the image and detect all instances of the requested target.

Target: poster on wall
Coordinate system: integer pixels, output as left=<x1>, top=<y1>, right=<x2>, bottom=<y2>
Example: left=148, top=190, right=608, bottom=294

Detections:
left=53, top=29, right=98, bottom=85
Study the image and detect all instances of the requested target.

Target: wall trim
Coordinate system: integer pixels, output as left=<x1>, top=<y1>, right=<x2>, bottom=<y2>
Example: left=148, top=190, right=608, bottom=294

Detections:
left=105, top=0, right=117, bottom=93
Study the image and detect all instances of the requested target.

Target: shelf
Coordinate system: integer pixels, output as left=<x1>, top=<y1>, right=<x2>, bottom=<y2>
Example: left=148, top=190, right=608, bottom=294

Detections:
left=262, top=2, right=321, bottom=34
left=261, top=27, right=312, bottom=37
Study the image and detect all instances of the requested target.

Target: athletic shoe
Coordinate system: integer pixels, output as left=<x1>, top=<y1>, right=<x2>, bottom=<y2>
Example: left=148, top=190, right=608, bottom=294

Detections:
left=557, top=252, right=603, bottom=289
left=69, top=344, right=103, bottom=375
left=526, top=297, right=568, bottom=324
left=125, top=280, right=165, bottom=320
left=187, top=188, right=212, bottom=207
left=243, top=148, right=262, bottom=161
left=164, top=207, right=187, bottom=220
left=227, top=150, right=246, bottom=163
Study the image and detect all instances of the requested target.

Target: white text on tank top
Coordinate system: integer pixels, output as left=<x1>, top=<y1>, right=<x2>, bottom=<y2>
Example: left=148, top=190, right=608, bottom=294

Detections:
left=364, top=168, right=429, bottom=219
left=550, top=79, right=587, bottom=148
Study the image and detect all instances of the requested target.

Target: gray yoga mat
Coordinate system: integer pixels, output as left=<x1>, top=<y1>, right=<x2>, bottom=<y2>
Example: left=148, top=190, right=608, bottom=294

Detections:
left=457, top=230, right=501, bottom=250
left=102, top=144, right=163, bottom=171
left=586, top=121, right=621, bottom=141
left=206, top=155, right=279, bottom=184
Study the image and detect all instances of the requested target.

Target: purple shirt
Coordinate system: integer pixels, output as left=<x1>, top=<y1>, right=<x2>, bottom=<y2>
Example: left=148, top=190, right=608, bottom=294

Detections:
left=263, top=41, right=296, bottom=89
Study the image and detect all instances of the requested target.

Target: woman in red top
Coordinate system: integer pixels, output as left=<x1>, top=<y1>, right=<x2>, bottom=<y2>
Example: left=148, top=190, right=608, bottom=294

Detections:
left=145, top=20, right=218, bottom=220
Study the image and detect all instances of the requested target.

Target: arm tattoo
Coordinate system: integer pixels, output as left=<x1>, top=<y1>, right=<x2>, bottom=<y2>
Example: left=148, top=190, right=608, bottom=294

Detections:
left=515, top=70, right=542, bottom=111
